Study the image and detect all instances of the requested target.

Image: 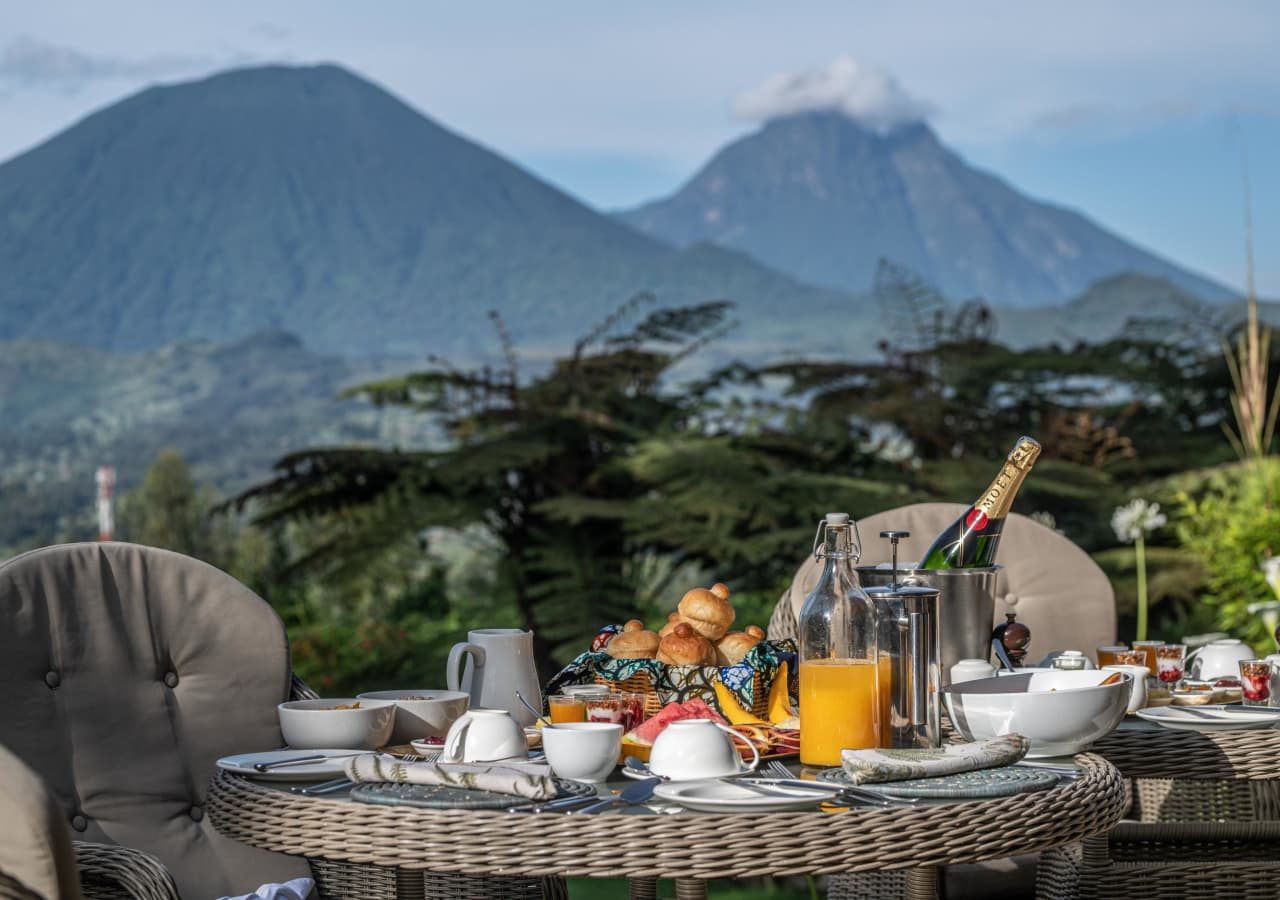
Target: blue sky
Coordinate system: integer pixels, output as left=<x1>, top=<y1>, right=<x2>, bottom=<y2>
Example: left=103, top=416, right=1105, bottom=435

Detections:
left=2, top=1, right=1277, bottom=295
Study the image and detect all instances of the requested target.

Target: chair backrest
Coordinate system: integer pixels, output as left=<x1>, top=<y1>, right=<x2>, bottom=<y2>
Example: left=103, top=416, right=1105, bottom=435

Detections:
left=769, top=502, right=1116, bottom=662
left=0, top=741, right=81, bottom=900
left=0, top=543, right=311, bottom=900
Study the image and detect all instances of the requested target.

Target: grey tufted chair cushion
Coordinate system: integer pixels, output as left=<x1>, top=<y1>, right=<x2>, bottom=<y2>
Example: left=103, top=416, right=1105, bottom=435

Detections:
left=0, top=741, right=82, bottom=900
left=0, top=542, right=312, bottom=900
left=770, top=503, right=1116, bottom=661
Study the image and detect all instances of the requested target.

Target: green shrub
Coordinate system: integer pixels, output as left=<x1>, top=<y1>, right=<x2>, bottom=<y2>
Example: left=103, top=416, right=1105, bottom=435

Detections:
left=1176, top=460, right=1280, bottom=651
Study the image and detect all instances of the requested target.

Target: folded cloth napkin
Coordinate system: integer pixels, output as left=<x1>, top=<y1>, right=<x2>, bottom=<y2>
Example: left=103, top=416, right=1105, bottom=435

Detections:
left=218, top=877, right=315, bottom=900
left=840, top=733, right=1030, bottom=785
left=343, top=755, right=557, bottom=800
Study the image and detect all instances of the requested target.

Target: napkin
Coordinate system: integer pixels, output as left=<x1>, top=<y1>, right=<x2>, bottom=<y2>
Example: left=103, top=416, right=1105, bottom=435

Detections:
left=840, top=733, right=1030, bottom=785
left=218, top=877, right=315, bottom=900
left=343, top=755, right=557, bottom=800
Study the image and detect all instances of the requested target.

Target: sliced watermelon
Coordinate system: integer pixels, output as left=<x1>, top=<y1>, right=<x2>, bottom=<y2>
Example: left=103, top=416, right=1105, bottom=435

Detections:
left=627, top=697, right=727, bottom=746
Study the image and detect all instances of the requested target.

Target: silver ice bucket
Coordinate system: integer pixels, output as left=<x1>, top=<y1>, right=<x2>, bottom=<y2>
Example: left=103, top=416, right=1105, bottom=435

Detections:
left=856, top=566, right=1001, bottom=686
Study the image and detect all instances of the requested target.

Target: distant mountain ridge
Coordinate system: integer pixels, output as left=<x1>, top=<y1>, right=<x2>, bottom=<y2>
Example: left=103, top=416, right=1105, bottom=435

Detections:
left=0, top=64, right=859, bottom=358
left=618, top=112, right=1232, bottom=307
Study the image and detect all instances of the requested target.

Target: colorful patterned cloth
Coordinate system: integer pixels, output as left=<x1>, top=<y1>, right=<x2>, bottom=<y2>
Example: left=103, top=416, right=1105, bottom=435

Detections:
left=546, top=631, right=797, bottom=713
left=343, top=755, right=557, bottom=800
left=840, top=734, right=1030, bottom=785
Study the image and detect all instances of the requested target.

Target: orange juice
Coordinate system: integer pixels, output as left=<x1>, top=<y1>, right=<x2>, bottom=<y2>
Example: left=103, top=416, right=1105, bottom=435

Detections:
left=548, top=695, right=586, bottom=723
left=877, top=653, right=894, bottom=748
left=799, top=658, right=880, bottom=765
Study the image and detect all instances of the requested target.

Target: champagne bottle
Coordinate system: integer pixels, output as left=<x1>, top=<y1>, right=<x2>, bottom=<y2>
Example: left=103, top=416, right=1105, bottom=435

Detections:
left=919, top=436, right=1042, bottom=569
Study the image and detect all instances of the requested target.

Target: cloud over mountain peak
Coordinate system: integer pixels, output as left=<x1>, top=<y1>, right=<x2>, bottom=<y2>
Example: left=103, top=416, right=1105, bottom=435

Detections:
left=733, top=55, right=934, bottom=129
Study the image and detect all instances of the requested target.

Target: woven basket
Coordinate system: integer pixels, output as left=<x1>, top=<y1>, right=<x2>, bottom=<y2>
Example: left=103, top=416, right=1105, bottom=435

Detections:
left=590, top=667, right=771, bottom=720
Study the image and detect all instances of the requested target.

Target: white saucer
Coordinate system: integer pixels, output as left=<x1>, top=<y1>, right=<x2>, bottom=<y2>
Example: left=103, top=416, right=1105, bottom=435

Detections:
left=216, top=749, right=369, bottom=781
left=653, top=780, right=826, bottom=812
left=622, top=763, right=755, bottom=783
left=1136, top=705, right=1280, bottom=732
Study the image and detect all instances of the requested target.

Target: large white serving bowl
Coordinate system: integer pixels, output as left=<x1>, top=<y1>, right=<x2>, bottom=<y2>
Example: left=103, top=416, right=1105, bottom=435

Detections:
left=943, top=670, right=1130, bottom=758
left=278, top=698, right=396, bottom=750
left=356, top=690, right=470, bottom=744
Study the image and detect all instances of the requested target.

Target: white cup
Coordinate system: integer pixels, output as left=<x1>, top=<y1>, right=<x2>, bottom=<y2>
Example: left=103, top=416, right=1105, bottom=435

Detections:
left=1102, top=665, right=1147, bottom=714
left=648, top=718, right=759, bottom=781
left=440, top=708, right=528, bottom=763
left=950, top=658, right=996, bottom=684
left=541, top=722, right=623, bottom=783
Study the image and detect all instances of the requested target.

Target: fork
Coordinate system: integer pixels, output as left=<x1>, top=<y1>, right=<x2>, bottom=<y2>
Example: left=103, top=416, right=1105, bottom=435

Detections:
left=763, top=760, right=794, bottom=779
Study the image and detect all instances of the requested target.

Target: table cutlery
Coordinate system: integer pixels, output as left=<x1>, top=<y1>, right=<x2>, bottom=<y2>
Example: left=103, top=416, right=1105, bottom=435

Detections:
left=506, top=793, right=601, bottom=814
left=291, top=778, right=353, bottom=795
left=623, top=756, right=669, bottom=780
left=514, top=690, right=553, bottom=728
left=568, top=777, right=660, bottom=814
left=253, top=752, right=366, bottom=772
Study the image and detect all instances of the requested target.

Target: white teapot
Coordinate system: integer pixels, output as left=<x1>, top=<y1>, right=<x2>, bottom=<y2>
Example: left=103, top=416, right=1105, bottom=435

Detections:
left=1187, top=639, right=1255, bottom=681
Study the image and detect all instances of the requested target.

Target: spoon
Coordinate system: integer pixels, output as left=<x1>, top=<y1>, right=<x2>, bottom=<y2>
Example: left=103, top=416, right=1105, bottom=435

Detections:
left=624, top=755, right=668, bottom=780
left=991, top=638, right=1017, bottom=672
left=514, top=690, right=553, bottom=728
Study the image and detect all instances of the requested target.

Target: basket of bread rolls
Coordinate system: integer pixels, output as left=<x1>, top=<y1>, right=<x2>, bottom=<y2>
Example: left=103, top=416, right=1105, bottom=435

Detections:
left=546, top=581, right=798, bottom=726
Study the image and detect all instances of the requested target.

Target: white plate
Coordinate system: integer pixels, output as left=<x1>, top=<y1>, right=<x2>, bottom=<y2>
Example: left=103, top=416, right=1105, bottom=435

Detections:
left=653, top=780, right=826, bottom=813
left=216, top=749, right=370, bottom=781
left=1136, top=705, right=1280, bottom=732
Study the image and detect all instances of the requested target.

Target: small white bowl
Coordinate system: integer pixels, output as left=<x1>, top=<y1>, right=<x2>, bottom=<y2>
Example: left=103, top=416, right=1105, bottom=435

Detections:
left=356, top=690, right=470, bottom=744
left=541, top=722, right=622, bottom=783
left=944, top=670, right=1129, bottom=758
left=278, top=698, right=396, bottom=750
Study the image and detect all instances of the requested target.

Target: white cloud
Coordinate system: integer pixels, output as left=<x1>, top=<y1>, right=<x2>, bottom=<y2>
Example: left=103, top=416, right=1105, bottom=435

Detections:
left=0, top=36, right=226, bottom=92
left=733, top=55, right=935, bottom=128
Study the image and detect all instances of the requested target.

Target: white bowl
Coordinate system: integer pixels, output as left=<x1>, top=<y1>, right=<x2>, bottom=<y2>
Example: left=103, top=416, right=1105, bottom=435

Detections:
left=356, top=690, right=470, bottom=744
left=944, top=670, right=1130, bottom=758
left=278, top=698, right=396, bottom=750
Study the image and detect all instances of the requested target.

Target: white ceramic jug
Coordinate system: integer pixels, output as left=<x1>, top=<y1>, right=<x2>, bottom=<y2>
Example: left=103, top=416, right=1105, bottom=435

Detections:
left=447, top=628, right=542, bottom=727
left=1188, top=639, right=1255, bottom=681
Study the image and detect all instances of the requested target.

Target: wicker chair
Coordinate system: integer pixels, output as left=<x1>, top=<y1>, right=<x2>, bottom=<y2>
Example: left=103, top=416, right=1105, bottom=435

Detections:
left=1038, top=822, right=1280, bottom=899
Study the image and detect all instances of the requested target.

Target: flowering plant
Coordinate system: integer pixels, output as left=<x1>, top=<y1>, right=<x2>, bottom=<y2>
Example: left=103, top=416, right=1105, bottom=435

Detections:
left=1111, top=499, right=1166, bottom=641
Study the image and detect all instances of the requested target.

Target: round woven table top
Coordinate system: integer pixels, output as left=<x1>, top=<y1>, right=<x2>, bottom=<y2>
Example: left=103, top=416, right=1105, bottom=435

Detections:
left=207, top=754, right=1126, bottom=879
left=1093, top=718, right=1280, bottom=781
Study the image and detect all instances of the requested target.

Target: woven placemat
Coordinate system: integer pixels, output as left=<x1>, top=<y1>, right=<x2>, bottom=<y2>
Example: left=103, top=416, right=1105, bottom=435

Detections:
left=817, top=765, right=1060, bottom=799
left=350, top=777, right=596, bottom=810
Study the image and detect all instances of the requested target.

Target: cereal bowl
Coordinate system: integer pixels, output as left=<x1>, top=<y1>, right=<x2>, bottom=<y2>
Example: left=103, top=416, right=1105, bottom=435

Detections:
left=356, top=690, right=469, bottom=744
left=277, top=698, right=396, bottom=750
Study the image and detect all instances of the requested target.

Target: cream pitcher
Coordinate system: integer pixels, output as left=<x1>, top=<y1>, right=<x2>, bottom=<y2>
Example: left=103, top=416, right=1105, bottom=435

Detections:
left=446, top=628, right=542, bottom=727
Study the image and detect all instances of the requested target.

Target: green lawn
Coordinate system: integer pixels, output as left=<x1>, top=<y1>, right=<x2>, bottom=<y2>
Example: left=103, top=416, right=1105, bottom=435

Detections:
left=567, top=878, right=816, bottom=899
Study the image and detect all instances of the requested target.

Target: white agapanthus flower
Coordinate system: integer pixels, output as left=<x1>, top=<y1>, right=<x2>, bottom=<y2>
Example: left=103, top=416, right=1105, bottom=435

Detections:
left=1261, top=556, right=1280, bottom=598
left=1111, top=498, right=1167, bottom=544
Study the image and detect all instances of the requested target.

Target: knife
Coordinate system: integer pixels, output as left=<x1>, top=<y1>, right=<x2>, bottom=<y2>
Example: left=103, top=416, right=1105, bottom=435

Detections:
left=567, top=777, right=660, bottom=814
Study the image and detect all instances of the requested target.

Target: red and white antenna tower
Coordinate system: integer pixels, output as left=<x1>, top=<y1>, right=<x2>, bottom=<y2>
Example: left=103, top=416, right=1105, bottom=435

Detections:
left=95, top=466, right=116, bottom=541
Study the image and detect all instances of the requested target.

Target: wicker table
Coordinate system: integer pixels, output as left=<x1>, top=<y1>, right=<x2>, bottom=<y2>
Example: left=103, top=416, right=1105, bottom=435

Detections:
left=207, top=754, right=1125, bottom=900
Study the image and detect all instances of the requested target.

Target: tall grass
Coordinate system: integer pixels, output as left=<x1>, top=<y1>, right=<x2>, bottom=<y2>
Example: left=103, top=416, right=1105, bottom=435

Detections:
left=1222, top=144, right=1280, bottom=460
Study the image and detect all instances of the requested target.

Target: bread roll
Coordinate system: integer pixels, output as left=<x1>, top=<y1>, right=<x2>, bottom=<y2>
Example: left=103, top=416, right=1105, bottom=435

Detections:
left=678, top=587, right=735, bottom=641
left=658, top=611, right=684, bottom=638
left=657, top=622, right=714, bottom=666
left=715, top=624, right=766, bottom=666
left=608, top=620, right=660, bottom=659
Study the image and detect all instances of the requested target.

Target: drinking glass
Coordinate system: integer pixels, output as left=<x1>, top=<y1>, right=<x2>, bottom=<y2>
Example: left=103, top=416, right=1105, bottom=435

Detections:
left=618, top=691, right=648, bottom=731
left=584, top=693, right=628, bottom=726
left=547, top=694, right=587, bottom=724
left=1155, top=644, right=1186, bottom=685
left=1096, top=645, right=1127, bottom=668
left=1240, top=659, right=1273, bottom=706
left=1132, top=641, right=1163, bottom=678
left=1114, top=649, right=1149, bottom=671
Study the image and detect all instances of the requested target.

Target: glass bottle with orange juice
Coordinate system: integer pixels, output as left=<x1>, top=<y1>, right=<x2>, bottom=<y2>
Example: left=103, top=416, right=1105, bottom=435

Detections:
left=798, top=512, right=880, bottom=766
